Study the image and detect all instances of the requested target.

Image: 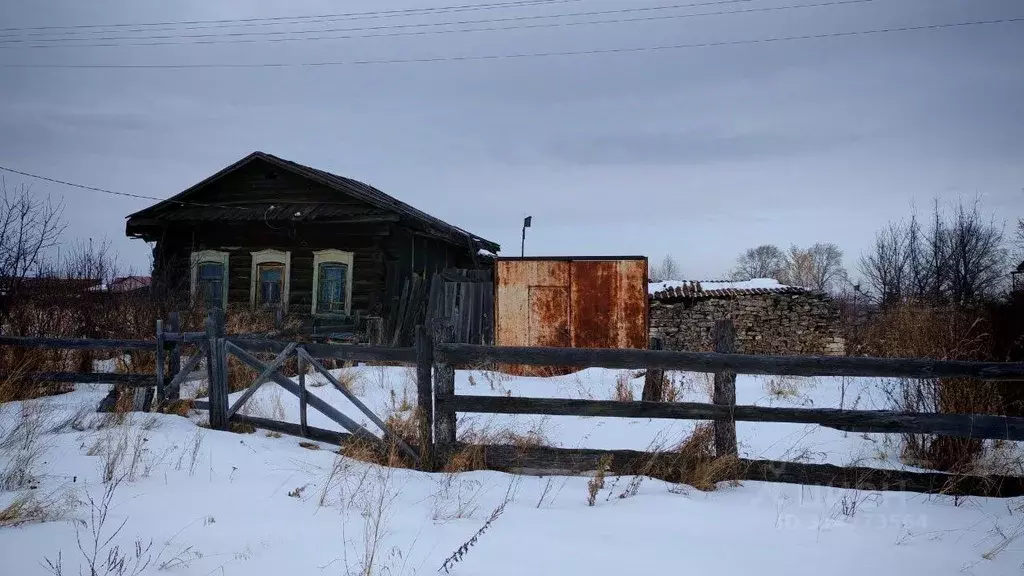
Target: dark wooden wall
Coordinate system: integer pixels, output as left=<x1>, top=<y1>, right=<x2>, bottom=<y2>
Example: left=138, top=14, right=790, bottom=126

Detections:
left=139, top=157, right=489, bottom=322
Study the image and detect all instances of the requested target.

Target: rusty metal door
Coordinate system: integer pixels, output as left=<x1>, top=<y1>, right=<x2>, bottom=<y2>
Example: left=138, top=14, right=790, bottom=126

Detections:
left=528, top=286, right=570, bottom=348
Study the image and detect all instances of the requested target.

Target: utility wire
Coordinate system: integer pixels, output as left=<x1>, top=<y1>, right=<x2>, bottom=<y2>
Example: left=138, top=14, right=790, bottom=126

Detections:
left=3, top=16, right=1020, bottom=68
left=0, top=0, right=755, bottom=45
left=0, top=165, right=263, bottom=211
left=0, top=0, right=586, bottom=34
left=0, top=0, right=873, bottom=50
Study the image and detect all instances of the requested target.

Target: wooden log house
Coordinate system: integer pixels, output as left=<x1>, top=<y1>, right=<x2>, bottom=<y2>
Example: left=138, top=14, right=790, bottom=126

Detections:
left=125, top=151, right=499, bottom=333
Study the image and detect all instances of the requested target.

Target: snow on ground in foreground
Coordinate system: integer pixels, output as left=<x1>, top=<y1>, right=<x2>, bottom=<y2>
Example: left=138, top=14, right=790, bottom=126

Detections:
left=1, top=369, right=1022, bottom=575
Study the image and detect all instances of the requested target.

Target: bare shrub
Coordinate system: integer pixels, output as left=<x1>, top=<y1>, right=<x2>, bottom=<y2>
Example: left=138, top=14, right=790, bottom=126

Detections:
left=43, top=476, right=153, bottom=576
left=1, top=400, right=52, bottom=491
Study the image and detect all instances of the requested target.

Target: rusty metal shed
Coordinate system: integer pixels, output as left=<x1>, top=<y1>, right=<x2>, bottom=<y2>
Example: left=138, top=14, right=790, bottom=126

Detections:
left=494, top=256, right=648, bottom=376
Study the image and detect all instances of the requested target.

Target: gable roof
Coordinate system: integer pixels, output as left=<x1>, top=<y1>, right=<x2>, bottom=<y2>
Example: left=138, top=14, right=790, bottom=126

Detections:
left=126, top=151, right=499, bottom=252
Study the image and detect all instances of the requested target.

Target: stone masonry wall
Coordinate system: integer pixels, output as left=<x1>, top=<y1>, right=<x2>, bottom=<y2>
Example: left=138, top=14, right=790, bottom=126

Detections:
left=649, top=292, right=846, bottom=356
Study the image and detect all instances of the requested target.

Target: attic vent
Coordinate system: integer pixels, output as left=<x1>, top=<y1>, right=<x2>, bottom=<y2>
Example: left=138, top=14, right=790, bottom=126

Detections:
left=264, top=171, right=279, bottom=180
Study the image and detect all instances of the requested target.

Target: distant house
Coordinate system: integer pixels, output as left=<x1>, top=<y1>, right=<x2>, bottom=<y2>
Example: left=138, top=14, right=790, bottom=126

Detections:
left=649, top=278, right=845, bottom=356
left=125, top=151, right=499, bottom=329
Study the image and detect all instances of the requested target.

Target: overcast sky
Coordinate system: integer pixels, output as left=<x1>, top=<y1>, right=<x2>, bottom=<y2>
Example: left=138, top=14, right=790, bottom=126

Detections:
left=0, top=0, right=1021, bottom=280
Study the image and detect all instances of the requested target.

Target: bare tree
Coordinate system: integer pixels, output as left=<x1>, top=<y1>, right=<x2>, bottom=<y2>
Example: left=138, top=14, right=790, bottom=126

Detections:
left=859, top=222, right=910, bottom=306
left=0, top=179, right=65, bottom=328
left=858, top=197, right=1008, bottom=304
left=649, top=254, right=682, bottom=282
left=729, top=244, right=787, bottom=281
left=944, top=199, right=1006, bottom=302
left=782, top=243, right=847, bottom=293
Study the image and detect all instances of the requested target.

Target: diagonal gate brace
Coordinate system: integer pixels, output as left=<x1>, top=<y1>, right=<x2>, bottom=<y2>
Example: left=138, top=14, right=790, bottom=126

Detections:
left=223, top=340, right=383, bottom=446
left=227, top=342, right=297, bottom=419
left=298, top=347, right=419, bottom=463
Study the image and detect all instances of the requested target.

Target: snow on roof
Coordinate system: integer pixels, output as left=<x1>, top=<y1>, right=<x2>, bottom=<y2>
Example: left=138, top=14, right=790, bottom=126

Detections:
left=649, top=278, right=807, bottom=300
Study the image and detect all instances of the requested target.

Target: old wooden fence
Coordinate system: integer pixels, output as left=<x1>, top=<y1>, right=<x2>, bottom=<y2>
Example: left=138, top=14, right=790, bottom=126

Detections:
left=5, top=314, right=1024, bottom=497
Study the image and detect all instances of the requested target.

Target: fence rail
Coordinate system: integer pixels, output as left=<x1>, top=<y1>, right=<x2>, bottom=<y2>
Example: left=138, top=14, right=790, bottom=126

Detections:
left=436, top=343, right=1024, bottom=380
left=447, top=395, right=1024, bottom=441
left=6, top=314, right=1024, bottom=498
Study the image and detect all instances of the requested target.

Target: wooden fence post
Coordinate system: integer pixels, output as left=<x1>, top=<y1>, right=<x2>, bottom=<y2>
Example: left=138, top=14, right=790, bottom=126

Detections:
left=415, top=324, right=435, bottom=471
left=432, top=320, right=456, bottom=468
left=641, top=337, right=664, bottom=402
left=298, top=349, right=308, bottom=437
left=711, top=319, right=738, bottom=457
left=206, top=309, right=229, bottom=430
left=155, top=319, right=165, bottom=408
left=167, top=311, right=181, bottom=401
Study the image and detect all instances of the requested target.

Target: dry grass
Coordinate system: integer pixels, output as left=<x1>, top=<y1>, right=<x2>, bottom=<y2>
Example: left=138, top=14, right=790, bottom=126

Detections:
left=862, top=303, right=1006, bottom=472
left=612, top=373, right=635, bottom=402
left=0, top=488, right=79, bottom=528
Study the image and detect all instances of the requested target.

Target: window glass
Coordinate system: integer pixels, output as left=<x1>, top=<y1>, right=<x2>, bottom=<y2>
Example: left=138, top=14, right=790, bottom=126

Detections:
left=257, top=263, right=284, bottom=306
left=197, top=262, right=224, bottom=309
left=317, top=263, right=348, bottom=313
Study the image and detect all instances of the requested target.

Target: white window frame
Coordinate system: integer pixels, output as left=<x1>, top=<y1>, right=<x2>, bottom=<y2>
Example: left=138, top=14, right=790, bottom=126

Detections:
left=190, top=250, right=229, bottom=309
left=311, top=249, right=354, bottom=316
left=250, top=249, right=291, bottom=312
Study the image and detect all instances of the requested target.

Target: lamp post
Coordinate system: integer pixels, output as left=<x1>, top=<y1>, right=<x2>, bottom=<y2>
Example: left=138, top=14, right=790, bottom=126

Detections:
left=521, top=215, right=532, bottom=258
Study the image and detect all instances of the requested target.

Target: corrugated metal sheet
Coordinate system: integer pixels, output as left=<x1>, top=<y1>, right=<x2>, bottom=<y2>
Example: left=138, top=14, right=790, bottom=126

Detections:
left=495, top=257, right=648, bottom=376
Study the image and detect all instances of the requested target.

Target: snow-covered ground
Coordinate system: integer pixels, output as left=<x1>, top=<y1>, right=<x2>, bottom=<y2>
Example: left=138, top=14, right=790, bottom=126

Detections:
left=2, top=366, right=1022, bottom=575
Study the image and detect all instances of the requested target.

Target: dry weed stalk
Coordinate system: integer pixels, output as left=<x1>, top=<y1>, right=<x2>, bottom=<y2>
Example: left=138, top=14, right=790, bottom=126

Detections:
left=587, top=455, right=612, bottom=506
left=438, top=480, right=517, bottom=574
left=613, top=374, right=635, bottom=402
left=43, top=474, right=153, bottom=576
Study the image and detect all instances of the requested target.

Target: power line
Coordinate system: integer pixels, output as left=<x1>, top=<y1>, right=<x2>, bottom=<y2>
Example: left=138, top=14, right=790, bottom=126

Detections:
left=0, top=0, right=586, bottom=34
left=3, top=16, right=1020, bottom=68
left=0, top=165, right=259, bottom=211
left=0, top=0, right=755, bottom=45
left=0, top=0, right=873, bottom=50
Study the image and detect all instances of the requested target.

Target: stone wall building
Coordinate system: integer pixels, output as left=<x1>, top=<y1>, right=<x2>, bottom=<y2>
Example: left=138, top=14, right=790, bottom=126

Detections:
left=648, top=280, right=845, bottom=356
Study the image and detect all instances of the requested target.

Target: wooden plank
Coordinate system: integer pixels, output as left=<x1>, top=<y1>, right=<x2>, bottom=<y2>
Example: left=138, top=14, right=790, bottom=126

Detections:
left=0, top=372, right=156, bottom=386
left=443, top=282, right=458, bottom=331
left=448, top=395, right=1024, bottom=441
left=298, top=353, right=308, bottom=436
left=167, top=312, right=182, bottom=400
left=470, top=444, right=1024, bottom=498
left=227, top=338, right=416, bottom=364
left=230, top=414, right=351, bottom=445
left=640, top=337, right=664, bottom=402
left=155, top=319, right=166, bottom=406
left=0, top=336, right=156, bottom=351
left=206, top=310, right=228, bottom=430
left=458, top=282, right=472, bottom=344
left=162, top=332, right=207, bottom=343
left=389, top=279, right=411, bottom=346
left=424, top=273, right=444, bottom=327
left=436, top=344, right=1024, bottom=381
left=166, top=344, right=208, bottom=393
left=415, top=324, right=435, bottom=471
left=712, top=320, right=738, bottom=457
left=480, top=282, right=494, bottom=345
left=298, top=348, right=418, bottom=462
left=224, top=341, right=383, bottom=445
left=432, top=321, right=457, bottom=463
left=226, top=342, right=298, bottom=419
